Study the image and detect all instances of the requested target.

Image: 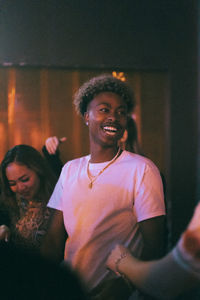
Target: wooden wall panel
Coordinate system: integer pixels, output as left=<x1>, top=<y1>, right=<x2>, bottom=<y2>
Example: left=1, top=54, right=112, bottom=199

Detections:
left=0, top=68, right=168, bottom=178
left=140, top=72, right=168, bottom=175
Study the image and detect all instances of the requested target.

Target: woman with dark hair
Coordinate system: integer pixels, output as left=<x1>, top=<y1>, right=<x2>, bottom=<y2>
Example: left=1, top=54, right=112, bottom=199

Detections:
left=0, top=144, right=57, bottom=252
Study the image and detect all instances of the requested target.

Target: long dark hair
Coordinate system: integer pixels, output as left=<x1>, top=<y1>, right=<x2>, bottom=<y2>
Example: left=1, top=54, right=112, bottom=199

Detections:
left=1, top=144, right=57, bottom=211
left=125, top=117, right=144, bottom=155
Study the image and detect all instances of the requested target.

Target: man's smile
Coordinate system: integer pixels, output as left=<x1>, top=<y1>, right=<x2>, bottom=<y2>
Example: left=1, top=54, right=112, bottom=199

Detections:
left=102, top=124, right=122, bottom=136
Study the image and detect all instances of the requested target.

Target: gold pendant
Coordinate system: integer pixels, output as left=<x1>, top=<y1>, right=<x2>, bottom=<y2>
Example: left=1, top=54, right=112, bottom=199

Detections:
left=89, top=182, right=93, bottom=189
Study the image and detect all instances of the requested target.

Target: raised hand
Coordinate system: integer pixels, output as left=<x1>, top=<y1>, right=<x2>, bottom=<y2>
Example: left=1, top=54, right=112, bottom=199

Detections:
left=45, top=136, right=67, bottom=155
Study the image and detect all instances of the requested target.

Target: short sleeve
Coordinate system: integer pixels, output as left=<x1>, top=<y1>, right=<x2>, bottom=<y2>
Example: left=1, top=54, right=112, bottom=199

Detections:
left=47, top=172, right=64, bottom=211
left=134, top=162, right=166, bottom=222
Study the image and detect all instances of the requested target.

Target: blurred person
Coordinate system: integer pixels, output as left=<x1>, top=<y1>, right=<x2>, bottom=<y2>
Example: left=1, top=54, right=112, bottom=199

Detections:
left=106, top=202, right=200, bottom=300
left=0, top=240, right=88, bottom=300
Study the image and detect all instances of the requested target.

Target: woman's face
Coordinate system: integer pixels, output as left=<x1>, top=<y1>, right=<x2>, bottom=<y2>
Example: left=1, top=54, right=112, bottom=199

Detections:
left=6, top=162, right=40, bottom=201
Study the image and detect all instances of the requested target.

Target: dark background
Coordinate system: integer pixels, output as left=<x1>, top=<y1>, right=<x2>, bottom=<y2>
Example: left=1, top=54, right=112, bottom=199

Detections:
left=0, top=0, right=170, bottom=69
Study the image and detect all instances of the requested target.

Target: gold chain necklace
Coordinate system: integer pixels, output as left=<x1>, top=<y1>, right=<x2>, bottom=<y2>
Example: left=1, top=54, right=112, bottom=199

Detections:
left=87, top=148, right=121, bottom=189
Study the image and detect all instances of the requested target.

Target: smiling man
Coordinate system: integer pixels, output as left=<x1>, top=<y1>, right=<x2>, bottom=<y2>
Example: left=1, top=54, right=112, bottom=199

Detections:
left=41, top=74, right=166, bottom=299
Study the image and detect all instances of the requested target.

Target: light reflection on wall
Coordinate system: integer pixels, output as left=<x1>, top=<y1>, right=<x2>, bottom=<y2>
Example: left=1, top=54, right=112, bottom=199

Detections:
left=8, top=87, right=15, bottom=125
left=30, top=125, right=42, bottom=150
left=0, top=68, right=167, bottom=174
left=0, top=123, right=6, bottom=161
left=112, top=71, right=126, bottom=82
left=13, top=128, right=22, bottom=146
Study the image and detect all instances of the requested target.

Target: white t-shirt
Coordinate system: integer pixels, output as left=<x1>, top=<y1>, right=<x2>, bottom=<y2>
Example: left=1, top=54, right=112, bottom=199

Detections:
left=48, top=150, right=165, bottom=289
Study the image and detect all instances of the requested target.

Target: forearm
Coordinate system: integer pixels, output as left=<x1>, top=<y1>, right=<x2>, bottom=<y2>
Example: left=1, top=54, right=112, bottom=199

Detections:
left=139, top=215, right=166, bottom=260
left=116, top=252, right=155, bottom=286
left=115, top=250, right=198, bottom=300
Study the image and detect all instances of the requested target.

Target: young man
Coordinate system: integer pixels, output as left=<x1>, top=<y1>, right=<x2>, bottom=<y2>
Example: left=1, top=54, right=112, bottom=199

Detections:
left=41, top=74, right=166, bottom=296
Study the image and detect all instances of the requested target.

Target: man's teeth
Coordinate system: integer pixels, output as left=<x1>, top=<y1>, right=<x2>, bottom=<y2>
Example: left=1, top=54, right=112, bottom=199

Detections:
left=103, top=126, right=117, bottom=132
left=103, top=126, right=118, bottom=136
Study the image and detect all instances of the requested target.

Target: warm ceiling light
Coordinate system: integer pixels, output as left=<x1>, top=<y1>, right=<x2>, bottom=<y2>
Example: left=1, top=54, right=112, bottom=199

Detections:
left=112, top=71, right=126, bottom=81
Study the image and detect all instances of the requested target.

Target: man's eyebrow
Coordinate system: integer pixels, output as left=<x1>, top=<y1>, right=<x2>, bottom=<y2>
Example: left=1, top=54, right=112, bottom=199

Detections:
left=96, top=102, right=111, bottom=106
left=96, top=102, right=127, bottom=108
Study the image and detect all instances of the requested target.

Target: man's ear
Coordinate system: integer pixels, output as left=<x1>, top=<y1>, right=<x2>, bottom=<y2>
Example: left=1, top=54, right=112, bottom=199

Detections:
left=84, top=111, right=89, bottom=126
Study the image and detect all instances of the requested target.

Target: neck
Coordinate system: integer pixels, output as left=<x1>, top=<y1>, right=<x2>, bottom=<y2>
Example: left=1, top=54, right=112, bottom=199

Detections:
left=89, top=145, right=119, bottom=163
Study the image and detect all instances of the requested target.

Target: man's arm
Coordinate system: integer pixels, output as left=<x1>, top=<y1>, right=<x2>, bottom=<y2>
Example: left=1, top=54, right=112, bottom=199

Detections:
left=40, top=209, right=67, bottom=263
left=134, top=161, right=167, bottom=260
left=138, top=215, right=166, bottom=260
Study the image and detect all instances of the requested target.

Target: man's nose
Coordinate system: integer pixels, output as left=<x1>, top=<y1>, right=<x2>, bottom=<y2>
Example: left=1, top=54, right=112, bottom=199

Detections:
left=107, top=111, right=117, bottom=121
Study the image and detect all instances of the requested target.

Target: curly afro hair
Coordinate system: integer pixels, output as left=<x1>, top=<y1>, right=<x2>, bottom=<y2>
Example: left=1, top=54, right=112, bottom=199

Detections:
left=73, top=74, right=136, bottom=116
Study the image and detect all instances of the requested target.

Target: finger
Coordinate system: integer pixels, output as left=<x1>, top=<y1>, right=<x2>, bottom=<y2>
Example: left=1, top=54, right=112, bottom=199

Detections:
left=59, top=137, right=67, bottom=143
left=51, top=137, right=59, bottom=153
left=46, top=143, right=55, bottom=154
left=45, top=137, right=55, bottom=154
left=5, top=232, right=10, bottom=242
